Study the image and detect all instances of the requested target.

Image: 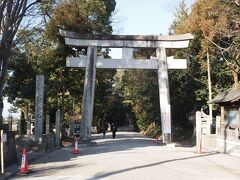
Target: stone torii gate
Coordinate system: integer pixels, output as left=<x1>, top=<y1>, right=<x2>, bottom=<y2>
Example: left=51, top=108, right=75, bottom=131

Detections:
left=60, top=29, right=193, bottom=143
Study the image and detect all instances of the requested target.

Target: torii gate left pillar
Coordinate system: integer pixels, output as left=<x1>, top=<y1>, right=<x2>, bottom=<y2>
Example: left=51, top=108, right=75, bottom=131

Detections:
left=157, top=48, right=171, bottom=143
left=80, top=46, right=97, bottom=141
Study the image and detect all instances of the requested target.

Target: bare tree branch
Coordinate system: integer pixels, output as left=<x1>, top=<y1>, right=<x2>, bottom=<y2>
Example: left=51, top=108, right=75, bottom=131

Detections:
left=0, top=0, right=8, bottom=30
left=207, top=37, right=230, bottom=51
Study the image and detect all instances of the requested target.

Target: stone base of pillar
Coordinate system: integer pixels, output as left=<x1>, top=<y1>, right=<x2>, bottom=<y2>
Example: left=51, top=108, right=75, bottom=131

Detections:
left=163, top=133, right=171, bottom=144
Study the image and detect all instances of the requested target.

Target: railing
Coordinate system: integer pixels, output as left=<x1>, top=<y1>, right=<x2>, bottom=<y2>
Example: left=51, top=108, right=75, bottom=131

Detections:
left=217, top=128, right=239, bottom=140
left=216, top=116, right=240, bottom=140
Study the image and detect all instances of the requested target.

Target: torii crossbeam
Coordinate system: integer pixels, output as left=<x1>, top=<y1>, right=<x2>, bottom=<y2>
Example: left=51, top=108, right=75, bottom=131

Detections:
left=60, top=29, right=193, bottom=143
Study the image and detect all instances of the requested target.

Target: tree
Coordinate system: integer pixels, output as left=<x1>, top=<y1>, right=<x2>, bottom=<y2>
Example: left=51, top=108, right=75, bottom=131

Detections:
left=114, top=49, right=160, bottom=132
left=5, top=0, right=118, bottom=132
left=44, top=0, right=117, bottom=128
left=0, top=0, right=42, bottom=125
left=186, top=0, right=236, bottom=91
left=171, top=0, right=233, bottom=110
left=211, top=0, right=240, bottom=89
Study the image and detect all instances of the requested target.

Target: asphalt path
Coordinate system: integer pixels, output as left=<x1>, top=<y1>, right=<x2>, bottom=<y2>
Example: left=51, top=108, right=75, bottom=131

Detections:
left=12, top=131, right=240, bottom=180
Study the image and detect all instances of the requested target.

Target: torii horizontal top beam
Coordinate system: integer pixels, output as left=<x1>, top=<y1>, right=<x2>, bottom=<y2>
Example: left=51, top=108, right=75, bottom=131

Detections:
left=59, top=29, right=194, bottom=49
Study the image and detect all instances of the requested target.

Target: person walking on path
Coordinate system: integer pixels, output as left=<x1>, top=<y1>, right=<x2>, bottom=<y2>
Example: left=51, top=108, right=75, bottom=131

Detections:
left=110, top=123, right=117, bottom=139
left=102, top=122, right=108, bottom=138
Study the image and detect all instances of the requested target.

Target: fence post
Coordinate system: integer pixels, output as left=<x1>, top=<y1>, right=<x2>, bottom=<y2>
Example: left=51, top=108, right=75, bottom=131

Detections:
left=196, top=111, right=201, bottom=147
left=0, top=130, right=4, bottom=174
left=216, top=116, right=221, bottom=136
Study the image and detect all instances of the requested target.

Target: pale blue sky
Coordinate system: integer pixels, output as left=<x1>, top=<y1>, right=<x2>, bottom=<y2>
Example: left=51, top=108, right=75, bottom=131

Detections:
left=3, top=0, right=196, bottom=117
left=110, top=0, right=195, bottom=58
left=113, top=0, right=195, bottom=35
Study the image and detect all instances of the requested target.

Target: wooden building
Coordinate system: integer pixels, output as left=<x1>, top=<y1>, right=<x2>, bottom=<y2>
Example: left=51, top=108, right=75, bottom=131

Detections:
left=210, top=88, right=240, bottom=153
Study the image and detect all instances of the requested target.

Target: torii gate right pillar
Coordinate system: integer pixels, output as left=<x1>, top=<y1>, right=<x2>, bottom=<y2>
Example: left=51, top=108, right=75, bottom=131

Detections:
left=157, top=48, right=171, bottom=143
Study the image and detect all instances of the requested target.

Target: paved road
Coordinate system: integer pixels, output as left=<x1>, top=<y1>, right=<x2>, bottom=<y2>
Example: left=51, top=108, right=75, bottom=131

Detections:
left=13, top=131, right=240, bottom=180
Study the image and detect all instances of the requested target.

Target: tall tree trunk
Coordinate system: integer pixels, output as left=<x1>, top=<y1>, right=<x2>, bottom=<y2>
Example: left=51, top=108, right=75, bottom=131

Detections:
left=0, top=45, right=11, bottom=125
left=0, top=0, right=39, bottom=125
left=232, top=70, right=240, bottom=89
left=207, top=49, right=212, bottom=122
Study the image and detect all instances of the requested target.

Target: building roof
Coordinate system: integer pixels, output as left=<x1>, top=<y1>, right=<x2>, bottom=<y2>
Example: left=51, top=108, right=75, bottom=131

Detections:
left=209, top=88, right=240, bottom=104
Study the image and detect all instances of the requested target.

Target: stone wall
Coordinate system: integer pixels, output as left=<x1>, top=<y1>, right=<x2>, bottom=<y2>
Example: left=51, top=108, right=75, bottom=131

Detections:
left=216, top=138, right=240, bottom=154
left=202, top=134, right=216, bottom=150
left=15, top=134, right=56, bottom=152
left=1, top=132, right=18, bottom=167
left=196, top=111, right=240, bottom=156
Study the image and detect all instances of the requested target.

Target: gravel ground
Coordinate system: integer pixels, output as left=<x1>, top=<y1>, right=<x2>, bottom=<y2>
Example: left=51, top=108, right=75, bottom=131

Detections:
left=11, top=131, right=240, bottom=180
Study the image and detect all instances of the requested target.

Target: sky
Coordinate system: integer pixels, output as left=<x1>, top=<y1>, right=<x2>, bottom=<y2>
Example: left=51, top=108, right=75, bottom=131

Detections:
left=3, top=0, right=196, bottom=118
left=110, top=0, right=196, bottom=58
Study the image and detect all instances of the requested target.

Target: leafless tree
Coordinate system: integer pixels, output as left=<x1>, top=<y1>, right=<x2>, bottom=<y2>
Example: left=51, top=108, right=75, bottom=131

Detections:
left=0, top=0, right=42, bottom=125
left=209, top=0, right=240, bottom=88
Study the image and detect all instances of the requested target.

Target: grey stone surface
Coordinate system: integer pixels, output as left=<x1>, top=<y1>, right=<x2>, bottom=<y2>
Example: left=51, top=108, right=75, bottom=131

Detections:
left=34, top=75, right=44, bottom=144
left=157, top=48, right=171, bottom=143
left=45, top=115, right=50, bottom=135
left=80, top=46, right=97, bottom=142
left=55, top=111, right=61, bottom=148
left=27, top=115, right=31, bottom=135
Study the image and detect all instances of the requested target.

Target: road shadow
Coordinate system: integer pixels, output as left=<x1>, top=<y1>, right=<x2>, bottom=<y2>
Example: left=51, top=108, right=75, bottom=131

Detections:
left=10, top=131, right=200, bottom=178
left=88, top=152, right=220, bottom=180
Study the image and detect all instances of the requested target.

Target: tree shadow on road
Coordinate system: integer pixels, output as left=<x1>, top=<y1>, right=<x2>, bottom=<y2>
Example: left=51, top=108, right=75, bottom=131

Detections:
left=11, top=131, right=201, bottom=178
left=29, top=131, right=196, bottom=165
left=80, top=132, right=164, bottom=156
left=88, top=152, right=220, bottom=180
left=80, top=132, right=195, bottom=157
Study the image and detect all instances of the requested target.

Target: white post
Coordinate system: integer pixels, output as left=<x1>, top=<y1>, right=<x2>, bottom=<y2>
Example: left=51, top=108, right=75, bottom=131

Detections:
left=80, top=46, right=97, bottom=142
left=157, top=48, right=171, bottom=143
left=207, top=49, right=213, bottom=123
left=0, top=130, right=4, bottom=174
left=216, top=116, right=221, bottom=136
left=196, top=111, right=202, bottom=147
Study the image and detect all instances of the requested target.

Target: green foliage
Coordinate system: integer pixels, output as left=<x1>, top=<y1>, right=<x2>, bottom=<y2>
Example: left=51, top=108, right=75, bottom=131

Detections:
left=46, top=0, right=116, bottom=40
left=144, top=123, right=161, bottom=138
left=5, top=0, right=117, bottom=128
left=118, top=60, right=160, bottom=131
